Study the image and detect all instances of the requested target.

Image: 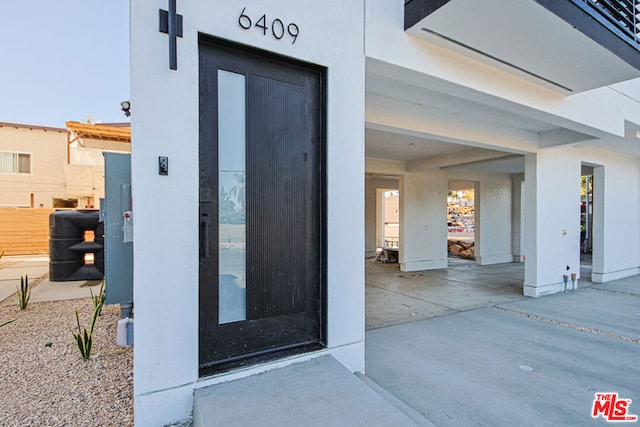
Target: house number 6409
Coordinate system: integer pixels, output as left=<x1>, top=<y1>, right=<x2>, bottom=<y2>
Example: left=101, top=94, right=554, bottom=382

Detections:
left=238, top=7, right=299, bottom=44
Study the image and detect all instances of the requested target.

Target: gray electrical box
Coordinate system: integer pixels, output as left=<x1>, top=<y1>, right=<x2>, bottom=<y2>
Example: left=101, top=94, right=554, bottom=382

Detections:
left=102, top=152, right=133, bottom=306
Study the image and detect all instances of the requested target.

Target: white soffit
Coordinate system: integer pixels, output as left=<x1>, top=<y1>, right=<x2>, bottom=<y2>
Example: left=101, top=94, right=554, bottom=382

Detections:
left=405, top=0, right=640, bottom=93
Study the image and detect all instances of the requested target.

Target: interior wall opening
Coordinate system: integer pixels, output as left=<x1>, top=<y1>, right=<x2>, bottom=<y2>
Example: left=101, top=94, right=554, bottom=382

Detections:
left=580, top=165, right=594, bottom=269
left=581, top=162, right=606, bottom=285
left=364, top=175, right=399, bottom=261
left=375, top=188, right=400, bottom=263
left=447, top=181, right=476, bottom=266
left=381, top=190, right=399, bottom=249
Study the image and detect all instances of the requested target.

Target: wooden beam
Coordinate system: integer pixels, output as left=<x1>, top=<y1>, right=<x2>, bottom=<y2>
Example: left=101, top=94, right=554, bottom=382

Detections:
left=66, top=121, right=131, bottom=143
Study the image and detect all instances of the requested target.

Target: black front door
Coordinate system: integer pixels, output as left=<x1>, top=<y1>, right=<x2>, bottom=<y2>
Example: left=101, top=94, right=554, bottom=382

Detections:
left=199, top=37, right=325, bottom=374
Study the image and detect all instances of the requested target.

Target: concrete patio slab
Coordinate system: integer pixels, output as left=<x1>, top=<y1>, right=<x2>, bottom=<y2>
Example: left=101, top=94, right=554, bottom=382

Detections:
left=366, top=285, right=455, bottom=329
left=366, top=259, right=527, bottom=329
left=590, top=276, right=640, bottom=295
left=366, top=305, right=639, bottom=426
left=422, top=267, right=524, bottom=285
left=194, top=355, right=426, bottom=426
left=499, top=285, right=640, bottom=340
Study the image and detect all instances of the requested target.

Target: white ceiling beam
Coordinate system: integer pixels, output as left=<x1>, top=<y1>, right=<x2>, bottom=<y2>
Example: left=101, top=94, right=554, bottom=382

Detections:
left=407, top=148, right=515, bottom=171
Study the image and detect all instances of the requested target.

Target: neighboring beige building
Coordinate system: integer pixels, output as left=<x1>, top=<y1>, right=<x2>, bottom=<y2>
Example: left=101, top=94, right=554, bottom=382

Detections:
left=0, top=121, right=130, bottom=208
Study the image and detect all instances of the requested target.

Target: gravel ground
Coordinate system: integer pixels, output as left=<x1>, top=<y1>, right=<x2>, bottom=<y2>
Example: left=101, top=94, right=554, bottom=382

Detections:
left=0, top=295, right=133, bottom=426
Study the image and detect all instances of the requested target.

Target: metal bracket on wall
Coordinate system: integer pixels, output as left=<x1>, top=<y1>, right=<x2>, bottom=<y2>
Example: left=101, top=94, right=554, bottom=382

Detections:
left=159, top=0, right=183, bottom=70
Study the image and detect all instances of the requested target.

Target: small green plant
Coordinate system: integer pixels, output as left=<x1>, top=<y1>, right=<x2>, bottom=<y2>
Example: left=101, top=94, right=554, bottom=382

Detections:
left=90, top=279, right=105, bottom=316
left=17, top=275, right=31, bottom=310
left=0, top=319, right=16, bottom=328
left=72, top=301, right=102, bottom=360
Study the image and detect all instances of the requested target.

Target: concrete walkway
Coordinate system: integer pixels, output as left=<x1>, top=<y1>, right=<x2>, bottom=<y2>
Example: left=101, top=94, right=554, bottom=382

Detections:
left=0, top=254, right=98, bottom=304
left=194, top=259, right=638, bottom=426
left=366, top=274, right=640, bottom=426
left=194, top=355, right=434, bottom=427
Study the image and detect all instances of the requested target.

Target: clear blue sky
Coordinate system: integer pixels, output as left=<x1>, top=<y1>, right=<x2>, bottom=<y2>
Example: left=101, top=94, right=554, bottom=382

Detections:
left=0, top=1, right=129, bottom=128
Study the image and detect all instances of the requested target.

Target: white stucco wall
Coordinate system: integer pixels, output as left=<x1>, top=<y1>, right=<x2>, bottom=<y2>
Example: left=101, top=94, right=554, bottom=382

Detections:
left=524, top=145, right=640, bottom=296
left=365, top=164, right=514, bottom=270
left=131, top=1, right=365, bottom=425
left=444, top=168, right=513, bottom=265
left=582, top=148, right=640, bottom=282
left=399, top=169, right=448, bottom=271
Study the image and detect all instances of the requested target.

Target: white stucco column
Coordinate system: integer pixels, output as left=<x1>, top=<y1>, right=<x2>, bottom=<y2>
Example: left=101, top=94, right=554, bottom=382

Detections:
left=399, top=169, right=448, bottom=271
left=590, top=160, right=640, bottom=282
left=523, top=151, right=582, bottom=296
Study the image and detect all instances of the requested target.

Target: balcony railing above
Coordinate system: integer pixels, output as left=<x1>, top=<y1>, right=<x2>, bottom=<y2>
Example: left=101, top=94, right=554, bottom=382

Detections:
left=574, top=0, right=640, bottom=49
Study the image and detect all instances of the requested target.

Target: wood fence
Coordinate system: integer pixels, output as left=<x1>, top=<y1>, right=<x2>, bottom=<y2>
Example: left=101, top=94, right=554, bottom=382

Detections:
left=0, top=208, right=54, bottom=255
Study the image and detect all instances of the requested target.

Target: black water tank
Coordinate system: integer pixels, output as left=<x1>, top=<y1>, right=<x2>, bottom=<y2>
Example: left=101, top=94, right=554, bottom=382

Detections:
left=49, top=210, right=104, bottom=281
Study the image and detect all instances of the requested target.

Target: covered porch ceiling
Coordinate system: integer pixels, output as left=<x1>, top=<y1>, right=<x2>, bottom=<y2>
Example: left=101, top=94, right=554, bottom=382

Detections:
left=366, top=127, right=526, bottom=175
left=365, top=66, right=602, bottom=175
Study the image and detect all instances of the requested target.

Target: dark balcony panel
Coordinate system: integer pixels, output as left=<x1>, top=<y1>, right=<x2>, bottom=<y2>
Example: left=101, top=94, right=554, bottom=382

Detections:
left=405, top=0, right=451, bottom=30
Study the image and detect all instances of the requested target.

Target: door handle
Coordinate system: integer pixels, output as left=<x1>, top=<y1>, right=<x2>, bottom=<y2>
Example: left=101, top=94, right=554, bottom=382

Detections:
left=200, top=207, right=211, bottom=260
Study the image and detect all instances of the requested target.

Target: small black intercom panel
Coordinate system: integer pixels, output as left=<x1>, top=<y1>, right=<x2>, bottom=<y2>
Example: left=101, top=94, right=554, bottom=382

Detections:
left=159, top=156, right=169, bottom=175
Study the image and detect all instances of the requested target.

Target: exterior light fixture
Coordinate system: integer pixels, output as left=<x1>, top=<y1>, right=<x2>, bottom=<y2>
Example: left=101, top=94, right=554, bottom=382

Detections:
left=121, top=100, right=131, bottom=117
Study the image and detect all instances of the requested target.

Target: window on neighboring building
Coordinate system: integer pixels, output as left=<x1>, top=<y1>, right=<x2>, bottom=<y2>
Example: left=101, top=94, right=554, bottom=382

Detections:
left=0, top=152, right=31, bottom=174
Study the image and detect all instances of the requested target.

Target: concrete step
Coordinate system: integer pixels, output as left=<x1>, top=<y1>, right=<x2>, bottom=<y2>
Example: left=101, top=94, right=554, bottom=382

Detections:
left=193, top=355, right=429, bottom=426
left=355, top=373, right=436, bottom=426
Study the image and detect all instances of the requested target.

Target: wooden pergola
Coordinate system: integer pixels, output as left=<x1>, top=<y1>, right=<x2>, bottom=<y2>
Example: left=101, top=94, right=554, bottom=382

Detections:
left=65, top=121, right=131, bottom=163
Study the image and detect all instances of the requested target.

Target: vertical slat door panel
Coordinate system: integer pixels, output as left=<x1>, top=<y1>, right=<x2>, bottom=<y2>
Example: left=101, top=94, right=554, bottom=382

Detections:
left=247, top=75, right=307, bottom=320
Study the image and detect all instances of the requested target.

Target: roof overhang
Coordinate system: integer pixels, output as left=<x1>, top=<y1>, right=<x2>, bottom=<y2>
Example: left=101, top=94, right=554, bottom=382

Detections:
left=405, top=0, right=640, bottom=93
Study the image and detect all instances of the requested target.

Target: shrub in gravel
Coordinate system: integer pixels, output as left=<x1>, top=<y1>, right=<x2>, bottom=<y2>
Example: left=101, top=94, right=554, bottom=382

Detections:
left=17, top=275, right=31, bottom=310
left=90, top=279, right=105, bottom=316
left=72, top=301, right=102, bottom=360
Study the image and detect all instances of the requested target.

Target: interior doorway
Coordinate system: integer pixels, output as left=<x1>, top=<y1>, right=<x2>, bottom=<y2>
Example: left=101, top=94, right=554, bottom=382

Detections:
left=374, top=188, right=400, bottom=263
left=447, top=181, right=476, bottom=264
left=380, top=190, right=399, bottom=249
left=580, top=166, right=593, bottom=265
left=580, top=163, right=603, bottom=284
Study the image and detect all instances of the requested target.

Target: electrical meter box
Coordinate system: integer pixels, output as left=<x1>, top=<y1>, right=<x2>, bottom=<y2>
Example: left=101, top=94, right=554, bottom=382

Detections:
left=102, top=152, right=133, bottom=306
